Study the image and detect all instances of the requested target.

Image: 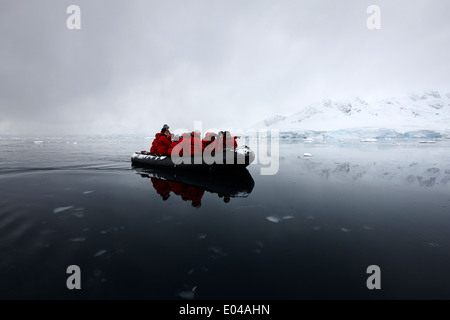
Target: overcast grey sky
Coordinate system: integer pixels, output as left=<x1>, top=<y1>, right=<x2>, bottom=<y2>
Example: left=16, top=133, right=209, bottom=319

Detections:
left=1, top=0, right=449, bottom=135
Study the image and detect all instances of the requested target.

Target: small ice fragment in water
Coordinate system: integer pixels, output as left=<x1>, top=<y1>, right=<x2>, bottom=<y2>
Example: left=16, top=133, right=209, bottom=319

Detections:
left=427, top=243, right=441, bottom=248
left=282, top=215, right=294, bottom=220
left=341, top=228, right=351, bottom=232
left=83, top=191, right=93, bottom=194
left=266, top=216, right=280, bottom=223
left=69, top=237, right=86, bottom=242
left=53, top=206, right=74, bottom=214
left=312, top=226, right=321, bottom=231
left=303, top=153, right=313, bottom=158
left=197, top=233, right=207, bottom=240
left=94, top=250, right=107, bottom=257
left=34, top=140, right=43, bottom=144
left=179, top=291, right=195, bottom=300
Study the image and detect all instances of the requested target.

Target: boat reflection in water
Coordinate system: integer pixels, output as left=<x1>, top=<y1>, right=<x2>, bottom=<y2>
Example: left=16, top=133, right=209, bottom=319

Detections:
left=132, top=166, right=255, bottom=207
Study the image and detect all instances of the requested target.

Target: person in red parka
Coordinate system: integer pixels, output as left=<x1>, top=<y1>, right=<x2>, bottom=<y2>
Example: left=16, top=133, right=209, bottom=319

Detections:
left=202, top=132, right=216, bottom=148
left=190, top=130, right=204, bottom=155
left=151, top=125, right=172, bottom=156
left=175, top=131, right=204, bottom=156
left=168, top=135, right=183, bottom=156
left=150, top=124, right=171, bottom=155
left=213, top=131, right=238, bottom=152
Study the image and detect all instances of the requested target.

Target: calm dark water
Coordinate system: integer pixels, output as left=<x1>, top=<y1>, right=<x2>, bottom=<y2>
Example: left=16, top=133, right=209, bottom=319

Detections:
left=1, top=135, right=450, bottom=299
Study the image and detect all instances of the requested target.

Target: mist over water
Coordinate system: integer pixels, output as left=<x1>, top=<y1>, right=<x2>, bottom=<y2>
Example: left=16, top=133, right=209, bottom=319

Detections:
left=1, top=135, right=450, bottom=299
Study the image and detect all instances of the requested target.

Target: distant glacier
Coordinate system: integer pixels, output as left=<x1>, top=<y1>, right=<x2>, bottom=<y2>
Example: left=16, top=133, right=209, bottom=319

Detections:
left=249, top=91, right=450, bottom=140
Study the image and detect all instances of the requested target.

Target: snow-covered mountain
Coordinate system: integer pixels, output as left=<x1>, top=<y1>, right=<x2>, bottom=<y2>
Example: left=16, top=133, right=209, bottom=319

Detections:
left=250, top=91, right=450, bottom=139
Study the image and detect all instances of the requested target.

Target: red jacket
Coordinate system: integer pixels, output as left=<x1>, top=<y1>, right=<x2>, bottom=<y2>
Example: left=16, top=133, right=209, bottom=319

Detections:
left=177, top=132, right=204, bottom=155
left=168, top=137, right=183, bottom=156
left=189, top=132, right=204, bottom=155
left=150, top=133, right=162, bottom=154
left=156, top=133, right=171, bottom=156
left=214, top=135, right=237, bottom=151
left=202, top=132, right=217, bottom=148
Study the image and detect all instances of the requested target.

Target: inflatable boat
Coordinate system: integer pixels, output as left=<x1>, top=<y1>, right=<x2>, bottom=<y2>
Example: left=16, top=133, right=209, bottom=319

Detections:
left=131, top=146, right=255, bottom=170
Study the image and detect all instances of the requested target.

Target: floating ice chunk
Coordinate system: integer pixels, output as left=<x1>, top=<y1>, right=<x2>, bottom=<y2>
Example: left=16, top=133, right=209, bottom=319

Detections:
left=266, top=215, right=293, bottom=223
left=303, top=153, right=313, bottom=158
left=72, top=141, right=78, bottom=145
left=341, top=228, right=351, bottom=232
left=178, top=290, right=195, bottom=300
left=360, top=139, right=377, bottom=142
left=304, top=138, right=313, bottom=142
left=53, top=206, right=74, bottom=214
left=34, top=140, right=43, bottom=144
left=83, top=191, right=93, bottom=194
left=266, top=216, right=281, bottom=223
left=94, top=249, right=107, bottom=257
left=69, top=237, right=86, bottom=242
left=197, top=233, right=207, bottom=240
left=419, top=140, right=436, bottom=144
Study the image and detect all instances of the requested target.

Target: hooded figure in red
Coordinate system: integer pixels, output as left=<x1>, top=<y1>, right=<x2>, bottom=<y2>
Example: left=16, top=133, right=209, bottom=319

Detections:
left=202, top=132, right=217, bottom=148
left=168, top=135, right=183, bottom=156
left=189, top=131, right=204, bottom=155
left=150, top=124, right=172, bottom=155
left=175, top=131, right=204, bottom=156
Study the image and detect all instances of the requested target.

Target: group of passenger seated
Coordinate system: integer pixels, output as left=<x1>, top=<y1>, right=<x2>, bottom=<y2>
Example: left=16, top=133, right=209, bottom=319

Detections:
left=150, top=124, right=238, bottom=156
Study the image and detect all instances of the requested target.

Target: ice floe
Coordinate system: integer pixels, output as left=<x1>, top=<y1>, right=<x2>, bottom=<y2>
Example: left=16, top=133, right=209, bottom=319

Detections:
left=53, top=206, right=74, bottom=214
left=94, top=249, right=107, bottom=257
left=266, top=215, right=294, bottom=223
